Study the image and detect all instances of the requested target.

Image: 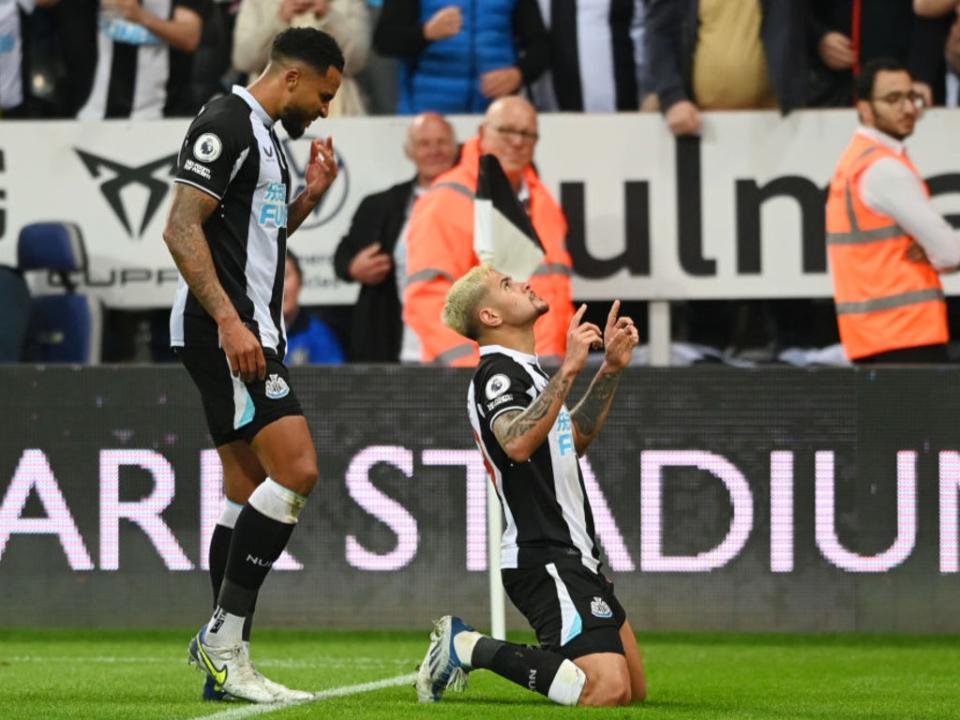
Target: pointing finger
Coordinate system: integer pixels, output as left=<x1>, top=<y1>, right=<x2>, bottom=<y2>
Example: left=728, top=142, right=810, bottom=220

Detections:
left=571, top=304, right=587, bottom=328
left=607, top=300, right=621, bottom=328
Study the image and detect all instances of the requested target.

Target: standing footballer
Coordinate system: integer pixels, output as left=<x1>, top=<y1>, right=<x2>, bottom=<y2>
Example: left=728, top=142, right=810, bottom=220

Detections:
left=163, top=28, right=342, bottom=703
left=416, top=264, right=647, bottom=706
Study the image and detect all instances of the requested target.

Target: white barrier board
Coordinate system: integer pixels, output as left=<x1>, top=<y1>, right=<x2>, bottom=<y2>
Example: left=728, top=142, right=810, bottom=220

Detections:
left=0, top=110, right=958, bottom=307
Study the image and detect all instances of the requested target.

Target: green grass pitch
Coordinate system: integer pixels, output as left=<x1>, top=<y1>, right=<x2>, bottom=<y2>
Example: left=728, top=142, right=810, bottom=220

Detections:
left=0, top=628, right=958, bottom=719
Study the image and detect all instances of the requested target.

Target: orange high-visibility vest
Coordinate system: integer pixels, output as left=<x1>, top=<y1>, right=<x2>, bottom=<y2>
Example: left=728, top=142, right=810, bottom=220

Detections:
left=403, top=137, right=574, bottom=366
left=826, top=130, right=947, bottom=360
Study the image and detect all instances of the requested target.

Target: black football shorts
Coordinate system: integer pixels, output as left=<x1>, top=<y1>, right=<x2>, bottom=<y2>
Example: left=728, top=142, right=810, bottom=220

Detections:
left=503, top=558, right=627, bottom=659
left=177, top=346, right=304, bottom=446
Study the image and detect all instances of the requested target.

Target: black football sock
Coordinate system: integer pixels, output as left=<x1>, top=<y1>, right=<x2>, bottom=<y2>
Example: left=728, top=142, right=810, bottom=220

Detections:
left=216, top=505, right=295, bottom=616
left=467, top=637, right=587, bottom=705
left=208, top=523, right=256, bottom=642
left=208, top=523, right=231, bottom=606
left=205, top=480, right=305, bottom=648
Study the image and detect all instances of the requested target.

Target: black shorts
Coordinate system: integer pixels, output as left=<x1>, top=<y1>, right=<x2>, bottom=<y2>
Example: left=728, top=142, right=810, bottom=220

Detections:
left=503, top=559, right=627, bottom=660
left=177, top=346, right=304, bottom=447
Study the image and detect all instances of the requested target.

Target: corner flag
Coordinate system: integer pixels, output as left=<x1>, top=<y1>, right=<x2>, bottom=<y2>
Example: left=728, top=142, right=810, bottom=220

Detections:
left=474, top=154, right=545, bottom=281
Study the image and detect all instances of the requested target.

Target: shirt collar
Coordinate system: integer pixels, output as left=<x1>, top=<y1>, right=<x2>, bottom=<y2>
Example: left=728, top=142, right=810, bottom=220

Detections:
left=232, top=85, right=275, bottom=128
left=857, top=126, right=905, bottom=155
left=480, top=343, right=539, bottom=365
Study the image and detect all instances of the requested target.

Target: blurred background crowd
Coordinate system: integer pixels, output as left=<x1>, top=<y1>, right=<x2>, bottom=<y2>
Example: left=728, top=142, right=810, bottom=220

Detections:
left=5, top=0, right=960, bottom=120
left=3, top=0, right=960, bottom=365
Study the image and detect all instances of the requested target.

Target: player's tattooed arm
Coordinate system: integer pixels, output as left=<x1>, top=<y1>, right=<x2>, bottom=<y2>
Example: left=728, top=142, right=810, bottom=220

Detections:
left=491, top=303, right=605, bottom=462
left=162, top=184, right=233, bottom=325
left=163, top=184, right=268, bottom=381
left=492, top=372, right=573, bottom=463
left=570, top=300, right=639, bottom=454
left=570, top=369, right=621, bottom=455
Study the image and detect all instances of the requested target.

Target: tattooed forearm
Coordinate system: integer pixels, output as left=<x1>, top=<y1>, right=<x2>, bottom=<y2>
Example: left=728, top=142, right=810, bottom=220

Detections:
left=571, top=370, right=621, bottom=450
left=163, top=185, right=235, bottom=324
left=492, top=373, right=572, bottom=459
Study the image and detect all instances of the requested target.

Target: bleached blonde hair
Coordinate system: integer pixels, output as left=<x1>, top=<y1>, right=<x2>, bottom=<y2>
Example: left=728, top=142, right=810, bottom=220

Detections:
left=442, top=263, right=498, bottom=340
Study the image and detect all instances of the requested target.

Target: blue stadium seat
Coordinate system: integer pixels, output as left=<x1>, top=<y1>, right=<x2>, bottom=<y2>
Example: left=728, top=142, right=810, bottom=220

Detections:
left=0, top=266, right=29, bottom=362
left=17, top=222, right=101, bottom=363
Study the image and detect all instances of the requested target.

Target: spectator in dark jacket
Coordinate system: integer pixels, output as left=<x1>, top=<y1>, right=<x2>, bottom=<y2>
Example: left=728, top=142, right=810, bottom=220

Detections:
left=333, top=112, right=457, bottom=362
left=807, top=0, right=951, bottom=107
left=646, top=0, right=807, bottom=136
left=373, top=0, right=549, bottom=113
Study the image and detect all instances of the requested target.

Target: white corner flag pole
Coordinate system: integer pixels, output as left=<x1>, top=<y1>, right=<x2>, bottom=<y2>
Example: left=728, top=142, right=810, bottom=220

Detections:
left=487, top=480, right=506, bottom=640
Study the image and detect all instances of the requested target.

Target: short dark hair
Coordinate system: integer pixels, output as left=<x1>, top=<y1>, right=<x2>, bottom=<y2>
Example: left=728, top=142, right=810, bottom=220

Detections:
left=270, top=27, right=345, bottom=75
left=286, top=248, right=303, bottom=281
left=857, top=58, right=910, bottom=102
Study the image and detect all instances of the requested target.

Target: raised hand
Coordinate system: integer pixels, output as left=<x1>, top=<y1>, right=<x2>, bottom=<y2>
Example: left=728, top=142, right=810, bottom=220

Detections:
left=602, top=300, right=639, bottom=371
left=562, top=304, right=603, bottom=377
left=305, top=136, right=337, bottom=203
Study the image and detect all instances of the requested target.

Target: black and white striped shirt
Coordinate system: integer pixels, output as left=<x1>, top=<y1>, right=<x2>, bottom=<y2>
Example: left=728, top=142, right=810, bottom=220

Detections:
left=468, top=344, right=602, bottom=572
left=78, top=0, right=206, bottom=119
left=531, top=0, right=648, bottom=112
left=170, top=85, right=290, bottom=357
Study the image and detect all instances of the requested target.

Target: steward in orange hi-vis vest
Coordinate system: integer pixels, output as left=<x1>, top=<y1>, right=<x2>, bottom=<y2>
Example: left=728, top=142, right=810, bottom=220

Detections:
left=826, top=129, right=947, bottom=361
left=404, top=136, right=574, bottom=366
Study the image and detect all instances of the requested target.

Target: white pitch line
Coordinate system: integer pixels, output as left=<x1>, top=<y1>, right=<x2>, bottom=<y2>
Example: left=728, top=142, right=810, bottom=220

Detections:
left=3, top=655, right=410, bottom=669
left=191, top=672, right=417, bottom=720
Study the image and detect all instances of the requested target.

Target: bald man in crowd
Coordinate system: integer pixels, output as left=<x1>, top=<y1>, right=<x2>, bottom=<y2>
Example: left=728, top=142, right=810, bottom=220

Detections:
left=334, top=112, right=458, bottom=361
left=403, top=96, right=574, bottom=366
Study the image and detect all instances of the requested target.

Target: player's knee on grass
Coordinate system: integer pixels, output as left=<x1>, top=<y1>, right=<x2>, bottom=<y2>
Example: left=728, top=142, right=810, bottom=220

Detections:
left=577, top=658, right=632, bottom=707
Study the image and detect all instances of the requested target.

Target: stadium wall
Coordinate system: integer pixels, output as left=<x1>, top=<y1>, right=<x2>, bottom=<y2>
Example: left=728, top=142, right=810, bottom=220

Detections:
left=1, top=365, right=958, bottom=633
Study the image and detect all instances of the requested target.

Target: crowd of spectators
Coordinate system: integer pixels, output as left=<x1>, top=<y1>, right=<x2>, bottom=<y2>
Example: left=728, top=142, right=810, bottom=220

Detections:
left=5, top=0, right=958, bottom=120
left=4, top=0, right=960, bottom=364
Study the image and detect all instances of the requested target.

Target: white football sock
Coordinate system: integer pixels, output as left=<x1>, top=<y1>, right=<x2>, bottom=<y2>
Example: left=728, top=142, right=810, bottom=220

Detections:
left=204, top=607, right=245, bottom=648
left=218, top=499, right=243, bottom=529
left=547, top=659, right=587, bottom=706
left=452, top=630, right=483, bottom=668
left=248, top=478, right=306, bottom=525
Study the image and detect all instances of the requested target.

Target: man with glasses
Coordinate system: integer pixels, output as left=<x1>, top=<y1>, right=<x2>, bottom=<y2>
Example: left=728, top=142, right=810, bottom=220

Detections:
left=403, top=95, right=574, bottom=366
left=826, top=58, right=960, bottom=364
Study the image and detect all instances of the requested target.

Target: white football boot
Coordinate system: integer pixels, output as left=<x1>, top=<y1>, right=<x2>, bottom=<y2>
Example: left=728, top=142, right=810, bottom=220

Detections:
left=415, top=615, right=472, bottom=703
left=188, top=626, right=278, bottom=704
left=240, top=642, right=314, bottom=702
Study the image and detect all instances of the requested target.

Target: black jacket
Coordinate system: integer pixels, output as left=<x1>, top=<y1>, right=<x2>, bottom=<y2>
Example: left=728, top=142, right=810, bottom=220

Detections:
left=807, top=0, right=950, bottom=107
left=647, top=0, right=807, bottom=114
left=333, top=178, right=416, bottom=363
